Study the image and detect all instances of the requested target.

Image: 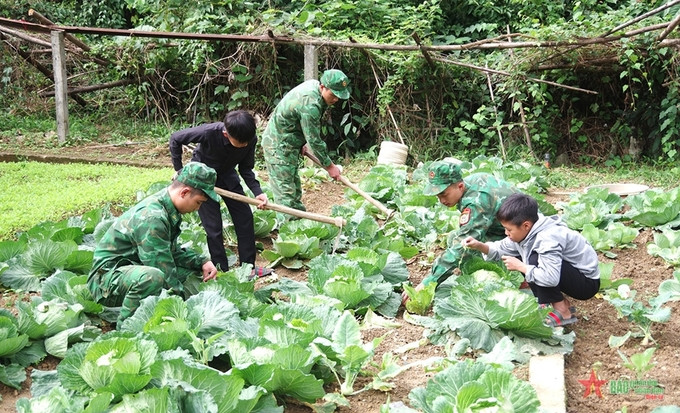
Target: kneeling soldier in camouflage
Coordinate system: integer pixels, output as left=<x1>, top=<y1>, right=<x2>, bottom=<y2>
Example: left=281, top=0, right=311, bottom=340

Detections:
left=87, top=162, right=219, bottom=325
left=403, top=160, right=520, bottom=303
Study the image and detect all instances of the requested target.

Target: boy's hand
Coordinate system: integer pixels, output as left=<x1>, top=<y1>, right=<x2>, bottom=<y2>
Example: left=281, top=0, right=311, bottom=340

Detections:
left=501, top=255, right=526, bottom=273
left=461, top=236, right=482, bottom=250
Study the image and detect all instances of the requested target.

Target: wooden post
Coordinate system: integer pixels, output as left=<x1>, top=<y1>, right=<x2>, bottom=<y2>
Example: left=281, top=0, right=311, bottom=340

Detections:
left=302, top=44, right=319, bottom=167
left=303, top=44, right=318, bottom=80
left=50, top=30, right=68, bottom=143
left=485, top=67, right=507, bottom=160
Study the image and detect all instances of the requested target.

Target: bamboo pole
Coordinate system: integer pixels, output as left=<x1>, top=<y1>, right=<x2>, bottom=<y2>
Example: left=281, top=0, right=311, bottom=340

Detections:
left=0, top=32, right=87, bottom=107
left=213, top=187, right=346, bottom=227
left=506, top=27, right=533, bottom=158
left=536, top=1, right=679, bottom=66
left=39, top=78, right=137, bottom=97
left=601, top=0, right=680, bottom=37
left=432, top=56, right=598, bottom=95
left=411, top=32, right=435, bottom=69
left=0, top=25, right=50, bottom=46
left=1, top=16, right=669, bottom=53
left=485, top=67, right=507, bottom=160
left=657, top=12, right=680, bottom=42
left=29, top=9, right=90, bottom=51
left=28, top=8, right=110, bottom=66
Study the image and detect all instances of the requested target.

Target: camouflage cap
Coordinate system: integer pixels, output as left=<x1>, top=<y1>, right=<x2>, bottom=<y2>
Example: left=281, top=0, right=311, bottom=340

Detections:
left=423, top=160, right=463, bottom=195
left=320, top=69, right=351, bottom=100
left=176, top=162, right=220, bottom=202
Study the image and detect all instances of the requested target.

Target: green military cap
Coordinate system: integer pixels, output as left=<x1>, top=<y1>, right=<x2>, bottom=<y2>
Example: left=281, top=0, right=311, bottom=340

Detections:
left=320, top=69, right=351, bottom=100
left=176, top=162, right=220, bottom=202
left=423, top=160, right=463, bottom=195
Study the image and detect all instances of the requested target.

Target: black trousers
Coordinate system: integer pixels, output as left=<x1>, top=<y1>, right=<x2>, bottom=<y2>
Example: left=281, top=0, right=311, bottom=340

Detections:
left=527, top=251, right=600, bottom=304
left=197, top=170, right=255, bottom=270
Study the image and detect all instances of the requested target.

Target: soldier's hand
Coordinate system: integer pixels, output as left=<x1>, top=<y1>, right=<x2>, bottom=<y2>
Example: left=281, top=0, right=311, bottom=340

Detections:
left=401, top=290, right=409, bottom=305
left=326, top=164, right=341, bottom=180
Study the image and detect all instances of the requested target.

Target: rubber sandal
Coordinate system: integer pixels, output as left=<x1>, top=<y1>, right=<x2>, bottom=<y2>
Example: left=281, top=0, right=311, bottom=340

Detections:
left=544, top=311, right=578, bottom=327
left=539, top=303, right=577, bottom=314
left=250, top=266, right=273, bottom=279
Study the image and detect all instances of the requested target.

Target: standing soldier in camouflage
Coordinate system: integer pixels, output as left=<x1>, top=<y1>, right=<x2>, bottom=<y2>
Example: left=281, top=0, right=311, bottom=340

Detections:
left=261, top=69, right=351, bottom=212
left=87, top=162, right=219, bottom=326
left=169, top=110, right=270, bottom=276
left=403, top=160, right=520, bottom=301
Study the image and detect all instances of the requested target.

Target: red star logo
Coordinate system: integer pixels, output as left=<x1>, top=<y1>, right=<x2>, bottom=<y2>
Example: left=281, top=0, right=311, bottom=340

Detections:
left=578, top=370, right=607, bottom=398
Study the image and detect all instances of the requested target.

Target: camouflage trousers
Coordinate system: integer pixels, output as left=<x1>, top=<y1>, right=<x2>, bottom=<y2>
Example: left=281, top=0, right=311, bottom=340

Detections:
left=265, top=160, right=305, bottom=213
left=93, top=265, right=195, bottom=325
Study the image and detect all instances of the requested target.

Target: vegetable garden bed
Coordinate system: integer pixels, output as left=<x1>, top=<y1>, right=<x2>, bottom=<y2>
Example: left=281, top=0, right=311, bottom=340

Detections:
left=1, top=155, right=679, bottom=412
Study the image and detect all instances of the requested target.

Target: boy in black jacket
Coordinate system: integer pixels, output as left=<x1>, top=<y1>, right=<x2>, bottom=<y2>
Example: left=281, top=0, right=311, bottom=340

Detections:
left=169, top=110, right=271, bottom=277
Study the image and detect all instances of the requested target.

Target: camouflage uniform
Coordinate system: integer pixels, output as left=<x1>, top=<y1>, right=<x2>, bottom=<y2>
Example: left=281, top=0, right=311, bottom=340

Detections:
left=87, top=163, right=217, bottom=324
left=422, top=161, right=520, bottom=286
left=261, top=69, right=350, bottom=211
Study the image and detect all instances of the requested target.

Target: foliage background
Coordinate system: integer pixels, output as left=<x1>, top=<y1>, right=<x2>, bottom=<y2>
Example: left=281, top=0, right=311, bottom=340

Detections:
left=1, top=0, right=680, bottom=165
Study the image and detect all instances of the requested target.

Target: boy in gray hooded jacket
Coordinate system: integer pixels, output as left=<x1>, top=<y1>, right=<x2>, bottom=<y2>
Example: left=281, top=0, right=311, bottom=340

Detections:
left=463, top=193, right=600, bottom=327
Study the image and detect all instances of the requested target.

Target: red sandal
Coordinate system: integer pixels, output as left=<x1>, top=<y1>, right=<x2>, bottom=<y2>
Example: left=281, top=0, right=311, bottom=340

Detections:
left=544, top=311, right=578, bottom=327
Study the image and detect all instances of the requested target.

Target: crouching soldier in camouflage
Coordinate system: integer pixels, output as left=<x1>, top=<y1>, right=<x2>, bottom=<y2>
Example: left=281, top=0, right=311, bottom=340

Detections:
left=87, top=162, right=219, bottom=325
left=261, top=69, right=351, bottom=213
left=403, top=160, right=520, bottom=303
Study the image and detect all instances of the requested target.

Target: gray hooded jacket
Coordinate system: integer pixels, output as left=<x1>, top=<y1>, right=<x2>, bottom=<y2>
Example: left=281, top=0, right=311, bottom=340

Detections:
left=486, top=214, right=600, bottom=287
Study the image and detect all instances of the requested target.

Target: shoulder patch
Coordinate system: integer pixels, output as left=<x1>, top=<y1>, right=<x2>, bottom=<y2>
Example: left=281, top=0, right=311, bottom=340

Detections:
left=459, top=207, right=471, bottom=226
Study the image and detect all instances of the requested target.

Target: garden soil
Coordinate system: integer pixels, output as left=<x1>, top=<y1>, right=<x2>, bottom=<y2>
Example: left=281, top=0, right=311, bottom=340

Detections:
left=0, top=141, right=678, bottom=412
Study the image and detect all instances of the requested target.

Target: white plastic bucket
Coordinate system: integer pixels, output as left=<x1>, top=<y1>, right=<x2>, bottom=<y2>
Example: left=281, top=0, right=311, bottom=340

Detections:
left=377, top=141, right=408, bottom=165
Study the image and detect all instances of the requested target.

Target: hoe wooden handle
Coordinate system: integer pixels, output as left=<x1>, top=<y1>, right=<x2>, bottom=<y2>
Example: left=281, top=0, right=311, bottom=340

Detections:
left=303, top=147, right=393, bottom=216
left=214, top=187, right=346, bottom=227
